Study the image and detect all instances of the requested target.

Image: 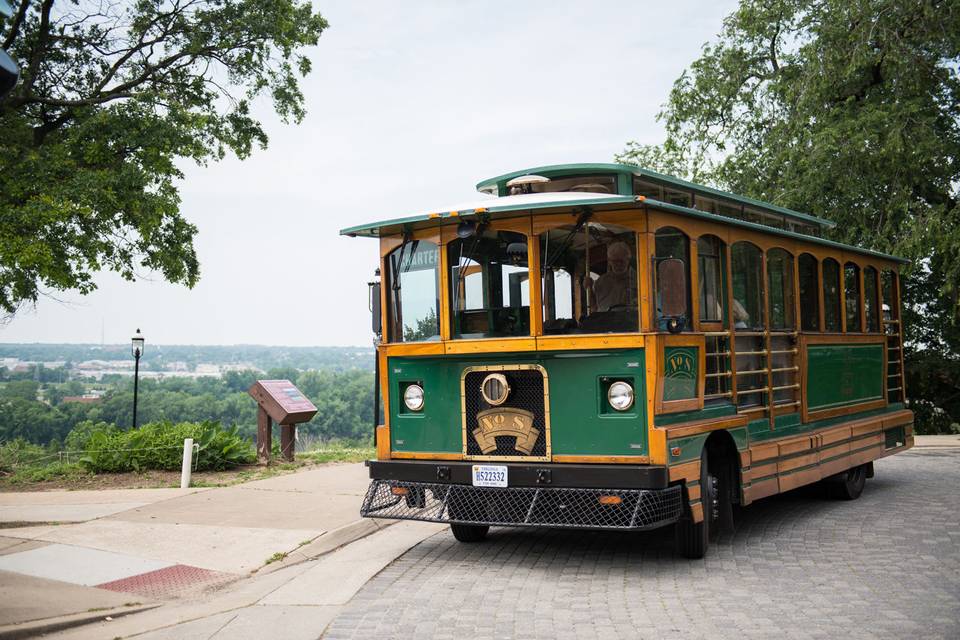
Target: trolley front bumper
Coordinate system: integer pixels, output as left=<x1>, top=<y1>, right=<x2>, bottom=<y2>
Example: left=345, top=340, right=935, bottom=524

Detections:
left=361, top=460, right=683, bottom=531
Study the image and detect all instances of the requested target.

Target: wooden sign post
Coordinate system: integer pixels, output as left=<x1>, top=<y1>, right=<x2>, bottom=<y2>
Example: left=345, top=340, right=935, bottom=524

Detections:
left=248, top=380, right=318, bottom=464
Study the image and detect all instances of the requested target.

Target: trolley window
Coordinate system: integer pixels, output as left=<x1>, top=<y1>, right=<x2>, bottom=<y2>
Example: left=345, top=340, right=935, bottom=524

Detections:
left=449, top=229, right=530, bottom=338
left=540, top=222, right=638, bottom=335
left=823, top=258, right=842, bottom=332
left=386, top=240, right=440, bottom=342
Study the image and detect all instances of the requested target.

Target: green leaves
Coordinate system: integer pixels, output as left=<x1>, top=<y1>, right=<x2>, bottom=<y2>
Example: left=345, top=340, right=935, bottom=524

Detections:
left=618, top=0, right=960, bottom=327
left=0, top=0, right=328, bottom=313
left=69, top=419, right=255, bottom=473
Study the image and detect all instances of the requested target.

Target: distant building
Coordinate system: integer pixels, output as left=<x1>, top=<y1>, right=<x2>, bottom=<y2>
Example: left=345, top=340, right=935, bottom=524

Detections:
left=62, top=394, right=101, bottom=404
left=220, top=363, right=261, bottom=373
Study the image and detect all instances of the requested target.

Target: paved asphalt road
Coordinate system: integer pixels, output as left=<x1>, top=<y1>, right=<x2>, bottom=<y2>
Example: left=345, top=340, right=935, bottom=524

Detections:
left=323, top=449, right=959, bottom=639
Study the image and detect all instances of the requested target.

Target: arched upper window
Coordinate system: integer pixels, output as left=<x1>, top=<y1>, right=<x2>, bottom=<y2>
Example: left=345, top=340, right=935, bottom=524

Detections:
left=822, top=258, right=841, bottom=332
left=386, top=240, right=441, bottom=342
left=844, top=261, right=862, bottom=332
left=731, top=242, right=764, bottom=331
left=864, top=266, right=880, bottom=332
left=697, top=235, right=726, bottom=324
left=767, top=248, right=795, bottom=330
left=654, top=227, right=691, bottom=331
left=798, top=253, right=819, bottom=331
left=881, top=269, right=899, bottom=332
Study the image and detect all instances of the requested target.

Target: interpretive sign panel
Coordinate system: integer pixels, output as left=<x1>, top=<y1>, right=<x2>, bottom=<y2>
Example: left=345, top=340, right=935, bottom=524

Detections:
left=248, top=380, right=317, bottom=425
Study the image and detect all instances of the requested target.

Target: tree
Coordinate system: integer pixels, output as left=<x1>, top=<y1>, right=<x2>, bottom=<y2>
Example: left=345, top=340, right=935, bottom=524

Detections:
left=618, top=0, right=960, bottom=430
left=0, top=0, right=328, bottom=314
left=2, top=379, right=38, bottom=400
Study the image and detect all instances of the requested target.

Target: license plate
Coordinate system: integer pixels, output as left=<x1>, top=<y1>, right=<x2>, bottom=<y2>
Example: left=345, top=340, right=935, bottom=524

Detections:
left=472, top=464, right=507, bottom=488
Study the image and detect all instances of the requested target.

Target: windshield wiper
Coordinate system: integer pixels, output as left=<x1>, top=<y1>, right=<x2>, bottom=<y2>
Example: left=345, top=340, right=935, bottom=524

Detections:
left=541, top=206, right=592, bottom=275
left=390, top=232, right=417, bottom=333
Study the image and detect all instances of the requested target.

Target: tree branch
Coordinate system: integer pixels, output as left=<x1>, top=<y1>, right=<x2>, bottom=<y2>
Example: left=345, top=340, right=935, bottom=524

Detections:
left=2, top=0, right=31, bottom=50
left=20, top=0, right=55, bottom=97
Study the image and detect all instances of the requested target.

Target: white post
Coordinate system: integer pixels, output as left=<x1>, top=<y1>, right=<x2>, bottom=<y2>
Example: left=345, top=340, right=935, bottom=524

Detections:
left=180, top=438, right=194, bottom=489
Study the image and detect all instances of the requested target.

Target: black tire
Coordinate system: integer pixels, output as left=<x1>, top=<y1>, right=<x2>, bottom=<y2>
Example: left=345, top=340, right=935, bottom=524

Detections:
left=675, top=449, right=712, bottom=559
left=827, top=463, right=868, bottom=500
left=450, top=522, right=489, bottom=542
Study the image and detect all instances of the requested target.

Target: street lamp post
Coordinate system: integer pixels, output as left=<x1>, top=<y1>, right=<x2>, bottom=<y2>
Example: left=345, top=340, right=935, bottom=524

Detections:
left=131, top=329, right=145, bottom=428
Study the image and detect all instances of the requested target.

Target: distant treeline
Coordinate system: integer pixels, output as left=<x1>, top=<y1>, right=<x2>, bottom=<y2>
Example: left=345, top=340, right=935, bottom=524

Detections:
left=0, top=343, right=374, bottom=372
left=0, top=367, right=376, bottom=446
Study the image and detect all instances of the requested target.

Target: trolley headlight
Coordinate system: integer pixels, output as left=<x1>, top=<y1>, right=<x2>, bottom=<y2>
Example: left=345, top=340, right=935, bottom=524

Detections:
left=403, top=384, right=424, bottom=411
left=607, top=381, right=634, bottom=411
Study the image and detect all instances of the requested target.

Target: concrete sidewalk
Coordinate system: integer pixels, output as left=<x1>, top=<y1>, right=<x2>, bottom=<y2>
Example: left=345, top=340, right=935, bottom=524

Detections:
left=0, top=462, right=406, bottom=638
left=913, top=434, right=960, bottom=448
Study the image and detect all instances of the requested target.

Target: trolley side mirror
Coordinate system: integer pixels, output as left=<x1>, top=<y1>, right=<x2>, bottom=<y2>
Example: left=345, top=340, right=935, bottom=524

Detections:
left=368, top=278, right=382, bottom=336
left=658, top=258, right=688, bottom=328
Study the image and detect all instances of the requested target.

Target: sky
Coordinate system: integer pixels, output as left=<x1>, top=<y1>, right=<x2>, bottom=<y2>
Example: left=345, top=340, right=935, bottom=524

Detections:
left=2, top=0, right=739, bottom=348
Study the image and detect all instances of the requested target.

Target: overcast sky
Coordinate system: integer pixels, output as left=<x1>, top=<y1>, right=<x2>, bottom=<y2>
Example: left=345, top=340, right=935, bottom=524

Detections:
left=2, top=0, right=738, bottom=348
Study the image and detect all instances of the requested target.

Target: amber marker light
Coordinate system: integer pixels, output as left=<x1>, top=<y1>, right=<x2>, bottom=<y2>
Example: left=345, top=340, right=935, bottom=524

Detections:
left=598, top=495, right=622, bottom=505
left=474, top=207, right=488, bottom=213
left=671, top=447, right=682, bottom=457
left=391, top=487, right=409, bottom=496
left=636, top=195, right=646, bottom=202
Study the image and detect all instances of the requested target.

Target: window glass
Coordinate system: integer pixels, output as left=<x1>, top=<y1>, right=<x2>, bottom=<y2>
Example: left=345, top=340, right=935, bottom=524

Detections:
left=731, top=242, right=764, bottom=330
left=448, top=230, right=530, bottom=338
left=514, top=174, right=617, bottom=195
left=798, top=253, right=819, bottom=331
left=844, top=262, right=862, bottom=332
left=717, top=202, right=742, bottom=219
left=767, top=249, right=795, bottom=330
left=822, top=259, right=842, bottom=332
left=663, top=189, right=692, bottom=207
left=881, top=269, right=899, bottom=327
left=540, top=222, right=637, bottom=334
left=386, top=240, right=440, bottom=342
left=697, top=235, right=726, bottom=323
left=654, top=227, right=691, bottom=330
left=694, top=196, right=717, bottom=214
left=632, top=178, right=663, bottom=200
left=864, top=266, right=880, bottom=332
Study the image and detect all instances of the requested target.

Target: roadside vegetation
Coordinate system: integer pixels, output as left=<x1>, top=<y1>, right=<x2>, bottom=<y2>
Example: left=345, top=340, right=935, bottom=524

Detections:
left=0, top=435, right=373, bottom=491
left=0, top=365, right=377, bottom=446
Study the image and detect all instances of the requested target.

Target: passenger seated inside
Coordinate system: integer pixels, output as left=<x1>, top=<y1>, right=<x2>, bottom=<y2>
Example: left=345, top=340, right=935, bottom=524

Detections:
left=540, top=223, right=639, bottom=335
left=733, top=299, right=750, bottom=329
left=585, top=241, right=637, bottom=312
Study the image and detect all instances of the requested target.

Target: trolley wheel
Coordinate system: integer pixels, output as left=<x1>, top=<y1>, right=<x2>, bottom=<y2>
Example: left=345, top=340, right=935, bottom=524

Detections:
left=827, top=463, right=868, bottom=500
left=450, top=523, right=489, bottom=542
left=675, top=449, right=715, bottom=559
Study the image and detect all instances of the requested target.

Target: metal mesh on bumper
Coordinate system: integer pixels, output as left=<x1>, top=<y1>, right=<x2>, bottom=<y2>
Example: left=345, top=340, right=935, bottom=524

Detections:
left=360, top=480, right=683, bottom=531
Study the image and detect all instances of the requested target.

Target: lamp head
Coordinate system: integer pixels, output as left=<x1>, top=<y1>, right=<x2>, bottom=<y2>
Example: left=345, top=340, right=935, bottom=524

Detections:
left=131, top=328, right=145, bottom=357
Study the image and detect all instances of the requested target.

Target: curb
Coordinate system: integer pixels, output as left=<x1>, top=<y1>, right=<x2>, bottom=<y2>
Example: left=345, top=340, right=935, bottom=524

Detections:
left=255, top=518, right=395, bottom=575
left=0, top=603, right=161, bottom=640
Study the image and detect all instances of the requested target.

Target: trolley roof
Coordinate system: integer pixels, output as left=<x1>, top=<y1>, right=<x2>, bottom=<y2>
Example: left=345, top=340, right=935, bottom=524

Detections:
left=339, top=163, right=906, bottom=264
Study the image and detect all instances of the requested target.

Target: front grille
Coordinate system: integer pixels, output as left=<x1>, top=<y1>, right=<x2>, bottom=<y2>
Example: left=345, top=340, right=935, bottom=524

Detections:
left=464, top=368, right=547, bottom=458
left=361, top=480, right=683, bottom=531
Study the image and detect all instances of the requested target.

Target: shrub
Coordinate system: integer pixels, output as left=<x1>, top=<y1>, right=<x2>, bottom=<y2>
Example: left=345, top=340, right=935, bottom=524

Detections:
left=0, top=439, right=53, bottom=472
left=71, top=420, right=255, bottom=473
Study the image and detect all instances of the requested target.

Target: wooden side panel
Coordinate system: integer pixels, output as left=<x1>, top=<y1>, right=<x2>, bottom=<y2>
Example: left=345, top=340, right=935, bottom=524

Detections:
left=376, top=425, right=391, bottom=460
left=669, top=460, right=701, bottom=484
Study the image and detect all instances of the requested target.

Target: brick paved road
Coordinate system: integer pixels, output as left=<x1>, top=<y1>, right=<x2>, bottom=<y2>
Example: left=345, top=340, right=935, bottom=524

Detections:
left=325, top=450, right=959, bottom=639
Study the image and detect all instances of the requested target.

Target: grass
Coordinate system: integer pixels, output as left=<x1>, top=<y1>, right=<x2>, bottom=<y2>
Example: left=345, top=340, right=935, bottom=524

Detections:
left=0, top=443, right=375, bottom=491
left=0, top=462, right=91, bottom=486
left=298, top=442, right=374, bottom=464
left=265, top=551, right=288, bottom=565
